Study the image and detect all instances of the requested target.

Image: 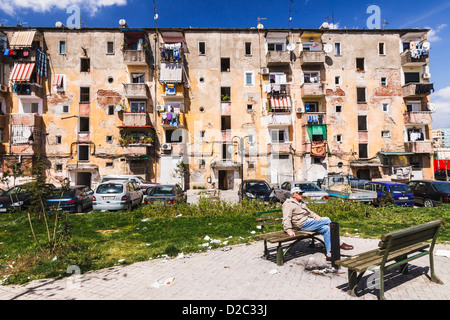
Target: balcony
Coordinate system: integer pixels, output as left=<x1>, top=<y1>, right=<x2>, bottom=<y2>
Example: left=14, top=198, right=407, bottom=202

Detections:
left=267, top=113, right=292, bottom=127
left=300, top=51, right=326, bottom=65
left=122, top=112, right=151, bottom=127
left=123, top=50, right=149, bottom=65
left=402, top=83, right=434, bottom=98
left=161, top=112, right=185, bottom=128
left=301, top=113, right=327, bottom=126
left=10, top=113, right=43, bottom=127
left=267, top=83, right=291, bottom=96
left=122, top=145, right=150, bottom=157
left=268, top=142, right=291, bottom=154
left=266, top=50, right=291, bottom=66
left=12, top=83, right=44, bottom=99
left=10, top=123, right=43, bottom=155
left=404, top=111, right=433, bottom=125
left=301, top=83, right=325, bottom=97
left=401, top=50, right=428, bottom=66
left=123, top=83, right=150, bottom=99
left=405, top=141, right=433, bottom=154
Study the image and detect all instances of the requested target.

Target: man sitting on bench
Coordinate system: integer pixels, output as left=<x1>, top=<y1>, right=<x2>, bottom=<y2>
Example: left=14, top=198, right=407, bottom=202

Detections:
left=282, top=187, right=354, bottom=261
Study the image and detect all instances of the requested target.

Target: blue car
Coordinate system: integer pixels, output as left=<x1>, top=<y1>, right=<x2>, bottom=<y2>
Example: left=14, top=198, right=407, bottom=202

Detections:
left=363, top=181, right=414, bottom=207
left=46, top=185, right=94, bottom=213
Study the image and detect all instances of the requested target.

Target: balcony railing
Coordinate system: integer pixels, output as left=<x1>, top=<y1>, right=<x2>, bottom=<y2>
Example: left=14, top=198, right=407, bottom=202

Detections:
left=122, top=112, right=150, bottom=127
left=268, top=142, right=292, bottom=154
left=12, top=83, right=44, bottom=98
left=10, top=113, right=43, bottom=127
left=405, top=141, right=433, bottom=154
left=401, top=50, right=428, bottom=66
left=122, top=145, right=150, bottom=157
left=300, top=50, right=326, bottom=65
left=301, top=83, right=325, bottom=97
left=404, top=111, right=433, bottom=125
left=267, top=113, right=292, bottom=127
left=123, top=83, right=150, bottom=99
left=402, top=83, right=434, bottom=98
left=266, top=50, right=291, bottom=66
left=123, top=49, right=149, bottom=65
left=267, top=83, right=291, bottom=96
left=301, top=112, right=327, bottom=126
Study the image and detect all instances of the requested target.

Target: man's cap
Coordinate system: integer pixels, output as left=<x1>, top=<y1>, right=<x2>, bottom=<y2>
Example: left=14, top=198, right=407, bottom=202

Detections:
left=290, top=187, right=305, bottom=195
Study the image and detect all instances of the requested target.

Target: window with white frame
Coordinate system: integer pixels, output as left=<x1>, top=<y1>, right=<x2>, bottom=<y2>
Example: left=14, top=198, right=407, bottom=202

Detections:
left=245, top=71, right=254, bottom=86
left=303, top=71, right=321, bottom=83
left=130, top=101, right=146, bottom=113
left=270, top=129, right=287, bottom=143
left=21, top=101, right=41, bottom=114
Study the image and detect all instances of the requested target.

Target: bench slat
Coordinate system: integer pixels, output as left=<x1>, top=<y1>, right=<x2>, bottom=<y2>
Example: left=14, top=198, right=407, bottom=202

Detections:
left=257, top=230, right=316, bottom=243
left=378, top=228, right=437, bottom=250
left=336, top=242, right=429, bottom=273
left=380, top=220, right=441, bottom=242
left=378, top=231, right=437, bottom=254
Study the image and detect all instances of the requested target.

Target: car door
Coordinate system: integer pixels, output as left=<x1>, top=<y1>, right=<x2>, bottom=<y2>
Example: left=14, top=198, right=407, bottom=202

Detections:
left=84, top=187, right=94, bottom=208
left=415, top=182, right=428, bottom=205
left=281, top=182, right=291, bottom=202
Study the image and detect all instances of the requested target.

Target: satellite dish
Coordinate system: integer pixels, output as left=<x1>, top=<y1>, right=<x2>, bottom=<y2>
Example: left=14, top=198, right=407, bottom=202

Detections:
left=115, top=105, right=123, bottom=112
left=55, top=21, right=64, bottom=28
left=23, top=128, right=32, bottom=139
left=286, top=43, right=296, bottom=51
left=427, top=103, right=437, bottom=112
left=323, top=43, right=333, bottom=53
left=422, top=42, right=431, bottom=50
left=119, top=19, right=127, bottom=26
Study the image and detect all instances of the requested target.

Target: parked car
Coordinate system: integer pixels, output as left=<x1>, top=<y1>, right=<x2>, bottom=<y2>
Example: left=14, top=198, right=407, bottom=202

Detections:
left=238, top=180, right=277, bottom=202
left=93, top=180, right=143, bottom=211
left=408, top=180, right=450, bottom=207
left=363, top=181, right=414, bottom=207
left=434, top=169, right=450, bottom=181
left=143, top=185, right=186, bottom=206
left=100, top=175, right=155, bottom=191
left=273, top=181, right=330, bottom=203
left=46, top=185, right=94, bottom=213
left=0, top=183, right=55, bottom=213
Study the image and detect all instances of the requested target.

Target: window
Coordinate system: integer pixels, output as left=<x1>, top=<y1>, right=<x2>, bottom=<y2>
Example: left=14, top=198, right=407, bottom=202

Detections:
left=198, top=159, right=206, bottom=169
left=221, top=87, right=231, bottom=102
left=334, top=43, right=341, bottom=55
left=198, top=42, right=206, bottom=55
left=55, top=164, right=63, bottom=172
left=382, top=103, right=389, bottom=112
left=303, top=71, right=320, bottom=83
left=79, top=117, right=89, bottom=132
left=130, top=101, right=146, bottom=113
left=304, top=102, right=319, bottom=113
left=247, top=104, right=253, bottom=111
left=271, top=129, right=286, bottom=143
left=80, top=87, right=90, bottom=102
left=245, top=72, right=254, bottom=86
left=106, top=162, right=113, bottom=168
left=382, top=131, right=391, bottom=138
left=23, top=102, right=39, bottom=114
left=381, top=77, right=387, bottom=86
left=404, top=72, right=420, bottom=84
left=378, top=42, right=385, bottom=55
left=221, top=58, right=230, bottom=72
left=357, top=87, right=366, bottom=103
left=335, top=76, right=341, bottom=85
left=222, top=143, right=232, bottom=160
left=358, top=115, right=367, bottom=131
left=221, top=116, right=231, bottom=131
left=131, top=73, right=145, bottom=83
left=106, top=41, right=114, bottom=54
left=106, top=135, right=113, bottom=143
left=268, top=42, right=284, bottom=51
left=56, top=136, right=62, bottom=144
left=336, top=134, right=343, bottom=144
left=80, top=58, right=90, bottom=72
left=245, top=42, right=252, bottom=55
left=406, top=101, right=421, bottom=112
left=359, top=144, right=368, bottom=159
left=59, top=41, right=66, bottom=54
left=166, top=129, right=182, bottom=143
left=335, top=105, right=342, bottom=113
left=356, top=58, right=365, bottom=71
left=248, top=161, right=256, bottom=169
left=78, top=145, right=89, bottom=161
left=107, top=105, right=114, bottom=115
left=200, top=130, right=206, bottom=139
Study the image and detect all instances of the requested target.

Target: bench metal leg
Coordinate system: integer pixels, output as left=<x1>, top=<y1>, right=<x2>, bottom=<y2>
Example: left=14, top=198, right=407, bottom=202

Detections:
left=347, top=270, right=358, bottom=296
left=263, top=240, right=269, bottom=259
left=277, top=243, right=284, bottom=266
left=379, top=268, right=386, bottom=301
left=430, top=252, right=444, bottom=284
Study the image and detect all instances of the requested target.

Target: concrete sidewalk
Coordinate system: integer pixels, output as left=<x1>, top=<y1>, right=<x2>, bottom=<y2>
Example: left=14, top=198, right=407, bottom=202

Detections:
left=1, top=236, right=449, bottom=300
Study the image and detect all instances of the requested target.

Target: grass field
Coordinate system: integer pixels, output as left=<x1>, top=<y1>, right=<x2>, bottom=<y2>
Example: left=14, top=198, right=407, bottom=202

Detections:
left=0, top=198, right=448, bottom=285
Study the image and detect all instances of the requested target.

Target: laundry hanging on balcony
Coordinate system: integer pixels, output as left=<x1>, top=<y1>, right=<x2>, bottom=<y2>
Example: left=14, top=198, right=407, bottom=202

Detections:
left=35, top=49, right=48, bottom=78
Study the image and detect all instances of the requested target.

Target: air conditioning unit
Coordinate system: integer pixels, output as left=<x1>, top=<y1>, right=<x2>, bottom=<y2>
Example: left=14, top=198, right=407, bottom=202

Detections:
left=161, top=143, right=172, bottom=151
left=0, top=85, right=7, bottom=93
left=156, top=105, right=165, bottom=112
left=296, top=106, right=304, bottom=113
left=261, top=67, right=269, bottom=75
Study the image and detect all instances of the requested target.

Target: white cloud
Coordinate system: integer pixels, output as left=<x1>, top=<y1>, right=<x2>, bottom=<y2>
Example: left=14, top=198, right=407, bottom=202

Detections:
left=0, top=0, right=127, bottom=17
left=426, top=24, right=447, bottom=42
left=431, top=86, right=450, bottom=129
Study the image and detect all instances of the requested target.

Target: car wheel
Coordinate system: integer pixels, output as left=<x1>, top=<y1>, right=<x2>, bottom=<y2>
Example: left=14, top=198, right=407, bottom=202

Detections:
left=75, top=204, right=83, bottom=213
left=423, top=198, right=434, bottom=207
left=127, top=202, right=133, bottom=211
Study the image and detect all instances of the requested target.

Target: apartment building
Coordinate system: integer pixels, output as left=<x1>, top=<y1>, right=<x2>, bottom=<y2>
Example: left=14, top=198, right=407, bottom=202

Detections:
left=0, top=25, right=435, bottom=189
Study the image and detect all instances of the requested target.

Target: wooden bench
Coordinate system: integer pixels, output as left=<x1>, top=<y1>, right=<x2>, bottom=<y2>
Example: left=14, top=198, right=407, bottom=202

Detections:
left=335, top=220, right=444, bottom=300
left=256, top=209, right=325, bottom=266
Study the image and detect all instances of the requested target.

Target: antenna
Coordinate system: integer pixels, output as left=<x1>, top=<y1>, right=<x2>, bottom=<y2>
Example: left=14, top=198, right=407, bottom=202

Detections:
left=326, top=11, right=336, bottom=28
left=382, top=20, right=389, bottom=28
left=257, top=17, right=266, bottom=29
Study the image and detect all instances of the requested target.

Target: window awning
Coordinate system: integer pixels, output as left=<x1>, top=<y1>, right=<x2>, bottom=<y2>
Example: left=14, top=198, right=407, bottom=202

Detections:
left=379, top=152, right=415, bottom=156
left=270, top=96, right=291, bottom=110
left=53, top=74, right=63, bottom=87
left=10, top=63, right=35, bottom=82
left=160, top=62, right=183, bottom=83
left=10, top=31, right=36, bottom=49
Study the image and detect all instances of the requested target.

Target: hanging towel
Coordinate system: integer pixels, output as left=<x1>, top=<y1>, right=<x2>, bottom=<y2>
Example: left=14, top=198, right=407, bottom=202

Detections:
left=166, top=112, right=172, bottom=121
left=36, top=49, right=48, bottom=78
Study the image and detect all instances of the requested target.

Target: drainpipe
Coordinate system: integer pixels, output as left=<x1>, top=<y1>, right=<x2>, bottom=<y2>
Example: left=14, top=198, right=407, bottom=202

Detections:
left=153, top=33, right=158, bottom=183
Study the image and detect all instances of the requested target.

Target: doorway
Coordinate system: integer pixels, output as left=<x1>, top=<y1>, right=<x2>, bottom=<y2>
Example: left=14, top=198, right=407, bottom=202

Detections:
left=77, top=172, right=92, bottom=188
left=357, top=169, right=371, bottom=180
left=218, top=170, right=228, bottom=190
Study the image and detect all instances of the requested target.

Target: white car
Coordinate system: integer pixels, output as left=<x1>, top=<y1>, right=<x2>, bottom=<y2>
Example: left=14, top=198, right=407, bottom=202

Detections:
left=93, top=180, right=143, bottom=211
left=274, top=181, right=330, bottom=203
left=100, top=175, right=156, bottom=191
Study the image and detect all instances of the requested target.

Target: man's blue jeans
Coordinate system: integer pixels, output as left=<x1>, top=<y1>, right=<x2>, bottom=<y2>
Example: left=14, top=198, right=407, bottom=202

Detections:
left=300, top=217, right=331, bottom=254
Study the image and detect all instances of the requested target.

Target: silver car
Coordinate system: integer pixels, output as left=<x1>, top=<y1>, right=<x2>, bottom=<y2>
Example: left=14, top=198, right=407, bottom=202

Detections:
left=93, top=180, right=143, bottom=211
left=274, top=181, right=330, bottom=203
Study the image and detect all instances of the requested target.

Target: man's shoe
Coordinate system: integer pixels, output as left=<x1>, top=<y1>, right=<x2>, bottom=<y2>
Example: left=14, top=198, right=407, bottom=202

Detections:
left=340, top=242, right=354, bottom=250
left=326, top=255, right=332, bottom=261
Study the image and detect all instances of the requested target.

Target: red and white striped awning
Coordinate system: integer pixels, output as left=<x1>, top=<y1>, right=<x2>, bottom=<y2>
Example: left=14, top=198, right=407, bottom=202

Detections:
left=10, top=63, right=35, bottom=82
left=270, top=95, right=291, bottom=110
left=53, top=74, right=64, bottom=87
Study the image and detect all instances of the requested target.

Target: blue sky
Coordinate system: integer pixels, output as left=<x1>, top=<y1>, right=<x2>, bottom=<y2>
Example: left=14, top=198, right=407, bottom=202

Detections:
left=1, top=0, right=449, bottom=128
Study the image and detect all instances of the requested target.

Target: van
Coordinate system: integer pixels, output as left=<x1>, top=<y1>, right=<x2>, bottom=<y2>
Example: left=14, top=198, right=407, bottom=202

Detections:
left=364, top=181, right=414, bottom=207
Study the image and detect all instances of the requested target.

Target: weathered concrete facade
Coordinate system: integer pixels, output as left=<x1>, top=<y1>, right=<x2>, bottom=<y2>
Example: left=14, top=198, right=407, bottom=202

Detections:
left=0, top=26, right=434, bottom=190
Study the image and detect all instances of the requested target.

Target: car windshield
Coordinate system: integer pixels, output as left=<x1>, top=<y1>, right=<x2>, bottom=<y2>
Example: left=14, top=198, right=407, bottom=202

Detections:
left=294, top=183, right=320, bottom=191
left=49, top=189, right=75, bottom=199
left=246, top=182, right=271, bottom=191
left=433, top=182, right=450, bottom=192
left=96, top=184, right=124, bottom=194
left=390, top=185, right=412, bottom=193
left=2, top=186, right=30, bottom=195
left=150, top=186, right=175, bottom=196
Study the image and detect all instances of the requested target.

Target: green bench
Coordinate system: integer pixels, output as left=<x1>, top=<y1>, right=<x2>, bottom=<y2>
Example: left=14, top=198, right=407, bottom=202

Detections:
left=335, top=220, right=444, bottom=300
left=256, top=209, right=325, bottom=266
